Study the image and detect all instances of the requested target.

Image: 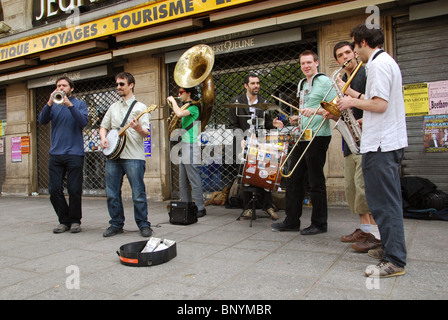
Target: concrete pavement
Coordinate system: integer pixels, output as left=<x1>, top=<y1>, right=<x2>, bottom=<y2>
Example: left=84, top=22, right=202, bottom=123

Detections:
left=0, top=195, right=447, bottom=301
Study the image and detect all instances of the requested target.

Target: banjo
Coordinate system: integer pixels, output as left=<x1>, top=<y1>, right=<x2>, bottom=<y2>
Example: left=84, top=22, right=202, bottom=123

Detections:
left=102, top=104, right=159, bottom=160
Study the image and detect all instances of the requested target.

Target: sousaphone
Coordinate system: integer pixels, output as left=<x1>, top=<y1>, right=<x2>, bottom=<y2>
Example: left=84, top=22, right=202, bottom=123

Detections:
left=168, top=44, right=215, bottom=134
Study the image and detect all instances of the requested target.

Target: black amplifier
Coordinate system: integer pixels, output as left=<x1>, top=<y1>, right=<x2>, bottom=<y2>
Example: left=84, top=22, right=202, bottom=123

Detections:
left=169, top=201, right=198, bottom=225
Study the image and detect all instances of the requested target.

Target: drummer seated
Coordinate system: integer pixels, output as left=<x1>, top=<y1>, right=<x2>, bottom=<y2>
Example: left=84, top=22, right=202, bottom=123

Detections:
left=241, top=186, right=278, bottom=220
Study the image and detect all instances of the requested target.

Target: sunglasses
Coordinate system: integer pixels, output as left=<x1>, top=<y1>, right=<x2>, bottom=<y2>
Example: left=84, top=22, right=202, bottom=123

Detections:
left=178, top=90, right=186, bottom=95
left=116, top=82, right=126, bottom=87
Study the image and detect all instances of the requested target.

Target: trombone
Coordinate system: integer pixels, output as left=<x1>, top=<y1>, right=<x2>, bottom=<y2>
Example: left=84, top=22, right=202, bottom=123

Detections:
left=279, top=59, right=355, bottom=178
left=279, top=106, right=326, bottom=178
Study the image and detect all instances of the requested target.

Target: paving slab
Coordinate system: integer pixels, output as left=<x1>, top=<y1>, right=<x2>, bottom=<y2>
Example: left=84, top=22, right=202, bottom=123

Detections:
left=0, top=195, right=447, bottom=303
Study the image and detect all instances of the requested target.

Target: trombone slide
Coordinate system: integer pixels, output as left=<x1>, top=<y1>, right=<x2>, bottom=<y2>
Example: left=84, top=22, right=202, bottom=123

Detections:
left=279, top=105, right=325, bottom=178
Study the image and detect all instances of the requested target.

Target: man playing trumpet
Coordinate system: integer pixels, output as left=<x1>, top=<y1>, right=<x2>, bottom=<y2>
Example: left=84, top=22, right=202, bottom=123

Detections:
left=38, top=76, right=89, bottom=234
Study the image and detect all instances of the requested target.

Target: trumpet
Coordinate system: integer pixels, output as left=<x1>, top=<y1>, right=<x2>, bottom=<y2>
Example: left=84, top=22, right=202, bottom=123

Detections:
left=280, top=59, right=357, bottom=178
left=51, top=91, right=65, bottom=104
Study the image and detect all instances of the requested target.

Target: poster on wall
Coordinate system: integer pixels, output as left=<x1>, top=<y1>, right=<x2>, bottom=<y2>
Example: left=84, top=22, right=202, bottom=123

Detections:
left=403, top=83, right=429, bottom=116
left=11, top=136, right=22, bottom=162
left=423, top=114, right=448, bottom=153
left=0, top=119, right=5, bottom=136
left=428, top=80, right=448, bottom=115
left=21, top=136, right=30, bottom=154
left=144, top=124, right=151, bottom=157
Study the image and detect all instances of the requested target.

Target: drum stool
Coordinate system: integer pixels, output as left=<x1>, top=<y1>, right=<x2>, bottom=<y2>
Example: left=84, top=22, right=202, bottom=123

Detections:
left=236, top=186, right=270, bottom=227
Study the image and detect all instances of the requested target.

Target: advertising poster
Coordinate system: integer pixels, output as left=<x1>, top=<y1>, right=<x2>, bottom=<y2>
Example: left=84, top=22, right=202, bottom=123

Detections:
left=0, top=119, right=5, bottom=136
left=11, top=136, right=22, bottom=162
left=423, top=114, right=448, bottom=153
left=428, top=80, right=448, bottom=115
left=144, top=124, right=151, bottom=157
left=21, top=136, right=30, bottom=154
left=403, top=83, right=429, bottom=116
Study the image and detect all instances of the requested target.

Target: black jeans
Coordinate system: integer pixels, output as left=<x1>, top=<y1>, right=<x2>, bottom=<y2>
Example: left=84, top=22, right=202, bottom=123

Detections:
left=284, top=136, right=331, bottom=229
left=48, top=154, right=84, bottom=226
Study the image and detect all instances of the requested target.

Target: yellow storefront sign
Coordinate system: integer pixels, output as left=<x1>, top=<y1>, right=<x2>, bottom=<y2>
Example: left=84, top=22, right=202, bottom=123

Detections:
left=0, top=0, right=255, bottom=63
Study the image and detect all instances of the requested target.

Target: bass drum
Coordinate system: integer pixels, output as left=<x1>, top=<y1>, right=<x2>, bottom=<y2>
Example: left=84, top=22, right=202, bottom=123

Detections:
left=239, top=140, right=288, bottom=192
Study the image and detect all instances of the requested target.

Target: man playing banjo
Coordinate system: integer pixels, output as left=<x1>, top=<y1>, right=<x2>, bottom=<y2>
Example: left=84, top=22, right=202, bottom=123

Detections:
left=99, top=72, right=153, bottom=238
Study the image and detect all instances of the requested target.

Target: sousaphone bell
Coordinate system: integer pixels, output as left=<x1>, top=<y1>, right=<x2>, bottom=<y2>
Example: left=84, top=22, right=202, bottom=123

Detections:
left=168, top=44, right=215, bottom=134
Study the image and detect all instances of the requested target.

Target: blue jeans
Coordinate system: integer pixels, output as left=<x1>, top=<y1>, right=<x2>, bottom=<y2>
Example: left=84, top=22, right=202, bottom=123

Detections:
left=105, top=159, right=150, bottom=230
left=362, top=148, right=406, bottom=267
left=48, top=154, right=84, bottom=226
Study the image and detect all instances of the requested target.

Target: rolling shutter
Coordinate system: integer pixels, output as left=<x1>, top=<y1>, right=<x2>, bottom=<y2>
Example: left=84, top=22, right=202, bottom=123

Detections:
left=394, top=15, right=448, bottom=193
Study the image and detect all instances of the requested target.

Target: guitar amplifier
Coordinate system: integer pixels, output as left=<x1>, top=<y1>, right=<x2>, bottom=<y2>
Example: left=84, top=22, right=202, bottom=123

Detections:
left=169, top=201, right=198, bottom=225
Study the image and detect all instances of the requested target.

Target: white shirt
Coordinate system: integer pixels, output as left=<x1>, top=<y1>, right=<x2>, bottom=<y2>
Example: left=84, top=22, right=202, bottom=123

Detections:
left=361, top=49, right=408, bottom=153
left=100, top=96, right=150, bottom=160
left=247, top=94, right=258, bottom=131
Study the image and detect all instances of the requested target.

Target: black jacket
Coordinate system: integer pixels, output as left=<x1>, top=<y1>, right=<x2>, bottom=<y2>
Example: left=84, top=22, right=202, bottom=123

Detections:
left=228, top=93, right=274, bottom=131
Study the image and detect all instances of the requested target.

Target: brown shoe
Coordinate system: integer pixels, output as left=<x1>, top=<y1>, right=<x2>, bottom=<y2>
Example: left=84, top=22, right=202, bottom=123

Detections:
left=341, top=228, right=371, bottom=243
left=351, top=234, right=382, bottom=253
left=266, top=208, right=279, bottom=220
left=242, top=209, right=253, bottom=219
left=368, top=247, right=384, bottom=260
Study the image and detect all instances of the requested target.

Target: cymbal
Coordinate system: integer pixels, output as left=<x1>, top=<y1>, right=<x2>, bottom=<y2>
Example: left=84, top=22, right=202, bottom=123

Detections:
left=251, top=103, right=279, bottom=110
left=223, top=102, right=280, bottom=111
left=222, top=103, right=250, bottom=108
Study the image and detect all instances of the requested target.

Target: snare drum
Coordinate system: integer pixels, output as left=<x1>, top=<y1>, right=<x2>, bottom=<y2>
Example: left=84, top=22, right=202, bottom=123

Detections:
left=292, top=127, right=312, bottom=142
left=240, top=141, right=288, bottom=192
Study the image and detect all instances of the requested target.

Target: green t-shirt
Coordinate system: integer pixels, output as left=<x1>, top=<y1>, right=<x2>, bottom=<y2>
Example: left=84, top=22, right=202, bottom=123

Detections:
left=181, top=104, right=200, bottom=143
left=299, top=75, right=336, bottom=137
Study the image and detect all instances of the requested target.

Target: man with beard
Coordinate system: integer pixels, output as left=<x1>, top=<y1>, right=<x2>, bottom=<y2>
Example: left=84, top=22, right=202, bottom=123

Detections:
left=38, top=76, right=89, bottom=234
left=229, top=73, right=278, bottom=220
left=99, top=72, right=153, bottom=238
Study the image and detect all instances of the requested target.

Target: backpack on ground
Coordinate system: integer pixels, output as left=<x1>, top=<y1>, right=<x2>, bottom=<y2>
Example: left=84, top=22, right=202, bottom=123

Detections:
left=401, top=176, right=448, bottom=221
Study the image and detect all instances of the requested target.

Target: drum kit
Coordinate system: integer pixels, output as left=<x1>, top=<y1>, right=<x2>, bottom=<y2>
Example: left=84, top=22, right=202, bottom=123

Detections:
left=223, top=101, right=300, bottom=192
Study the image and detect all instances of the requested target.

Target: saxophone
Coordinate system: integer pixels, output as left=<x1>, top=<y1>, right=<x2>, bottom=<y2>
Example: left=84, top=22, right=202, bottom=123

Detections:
left=320, top=61, right=363, bottom=155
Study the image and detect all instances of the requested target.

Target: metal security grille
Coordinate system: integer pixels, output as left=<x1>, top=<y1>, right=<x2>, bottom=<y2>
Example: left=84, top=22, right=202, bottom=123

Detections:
left=36, top=76, right=119, bottom=196
left=168, top=37, right=318, bottom=198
